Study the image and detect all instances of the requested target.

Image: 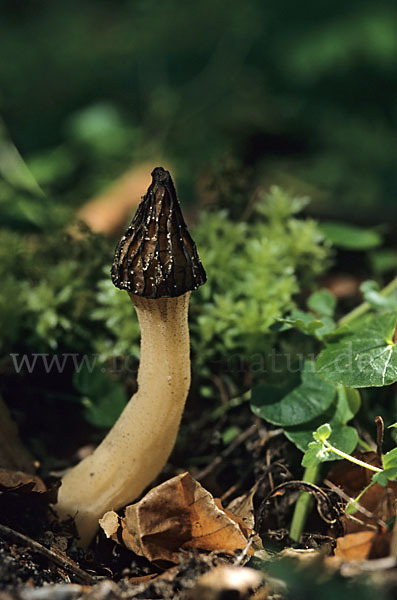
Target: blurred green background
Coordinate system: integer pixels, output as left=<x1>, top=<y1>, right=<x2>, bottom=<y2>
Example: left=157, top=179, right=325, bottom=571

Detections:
left=1, top=0, right=396, bottom=224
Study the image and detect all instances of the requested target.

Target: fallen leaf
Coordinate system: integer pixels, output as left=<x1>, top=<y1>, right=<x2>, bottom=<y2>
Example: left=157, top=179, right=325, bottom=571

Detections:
left=327, top=453, right=397, bottom=532
left=226, top=483, right=258, bottom=529
left=100, top=473, right=253, bottom=563
left=334, top=531, right=376, bottom=561
left=0, top=468, right=59, bottom=536
left=0, top=468, right=46, bottom=493
left=99, top=510, right=120, bottom=540
left=325, top=454, right=397, bottom=561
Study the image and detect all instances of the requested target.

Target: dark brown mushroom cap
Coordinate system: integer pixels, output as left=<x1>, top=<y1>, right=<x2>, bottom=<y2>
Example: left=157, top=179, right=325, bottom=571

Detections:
left=111, top=167, right=207, bottom=298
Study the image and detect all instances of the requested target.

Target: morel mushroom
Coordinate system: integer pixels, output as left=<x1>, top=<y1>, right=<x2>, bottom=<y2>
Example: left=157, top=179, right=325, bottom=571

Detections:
left=56, top=167, right=206, bottom=545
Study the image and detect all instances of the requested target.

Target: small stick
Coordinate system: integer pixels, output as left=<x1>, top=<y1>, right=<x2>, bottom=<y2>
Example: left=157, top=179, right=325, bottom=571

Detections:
left=196, top=423, right=258, bottom=481
left=375, top=415, right=384, bottom=463
left=0, top=523, right=96, bottom=585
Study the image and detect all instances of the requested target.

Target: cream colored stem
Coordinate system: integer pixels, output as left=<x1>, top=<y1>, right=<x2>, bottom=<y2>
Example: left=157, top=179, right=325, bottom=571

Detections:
left=56, top=293, right=191, bottom=545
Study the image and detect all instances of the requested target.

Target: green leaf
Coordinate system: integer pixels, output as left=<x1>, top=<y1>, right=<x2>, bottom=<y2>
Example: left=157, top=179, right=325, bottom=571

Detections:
left=278, top=309, right=335, bottom=338
left=313, top=423, right=332, bottom=442
left=82, top=386, right=127, bottom=429
left=383, top=447, right=397, bottom=470
left=319, top=221, right=383, bottom=250
left=369, top=249, right=397, bottom=275
left=333, top=386, right=361, bottom=424
left=316, top=311, right=397, bottom=387
left=251, top=361, right=335, bottom=427
left=287, top=423, right=358, bottom=457
left=73, top=364, right=127, bottom=428
left=302, top=440, right=331, bottom=467
left=360, top=280, right=397, bottom=311
left=307, top=289, right=337, bottom=318
left=222, top=425, right=241, bottom=445
left=372, top=467, right=397, bottom=487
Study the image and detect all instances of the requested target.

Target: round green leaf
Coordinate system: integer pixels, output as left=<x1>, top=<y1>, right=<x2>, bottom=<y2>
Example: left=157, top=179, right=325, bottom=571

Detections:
left=250, top=362, right=336, bottom=426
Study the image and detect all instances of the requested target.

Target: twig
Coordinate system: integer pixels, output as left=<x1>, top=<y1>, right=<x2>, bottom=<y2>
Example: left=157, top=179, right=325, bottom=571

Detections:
left=375, top=415, right=385, bottom=463
left=323, top=478, right=388, bottom=529
left=196, top=422, right=259, bottom=481
left=0, top=523, right=96, bottom=585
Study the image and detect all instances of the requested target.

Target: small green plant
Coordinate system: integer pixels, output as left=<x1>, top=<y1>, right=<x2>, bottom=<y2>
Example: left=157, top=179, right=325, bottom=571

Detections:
left=250, top=276, right=397, bottom=540
left=303, top=422, right=397, bottom=514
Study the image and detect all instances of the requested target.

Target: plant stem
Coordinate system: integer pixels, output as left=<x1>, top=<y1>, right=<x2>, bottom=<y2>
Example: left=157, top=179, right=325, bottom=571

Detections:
left=324, top=441, right=382, bottom=471
left=339, top=276, right=397, bottom=326
left=347, top=481, right=375, bottom=514
left=289, top=463, right=320, bottom=542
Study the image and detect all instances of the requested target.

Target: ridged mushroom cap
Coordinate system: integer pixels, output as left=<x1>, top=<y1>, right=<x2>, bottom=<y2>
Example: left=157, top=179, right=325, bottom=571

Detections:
left=111, top=167, right=206, bottom=298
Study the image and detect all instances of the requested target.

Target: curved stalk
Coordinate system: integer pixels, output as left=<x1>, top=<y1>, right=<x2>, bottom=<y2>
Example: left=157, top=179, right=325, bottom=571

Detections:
left=56, top=293, right=190, bottom=545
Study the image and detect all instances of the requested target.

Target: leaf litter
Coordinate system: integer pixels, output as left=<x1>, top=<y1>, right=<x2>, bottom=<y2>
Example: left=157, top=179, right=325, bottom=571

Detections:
left=1, top=413, right=396, bottom=598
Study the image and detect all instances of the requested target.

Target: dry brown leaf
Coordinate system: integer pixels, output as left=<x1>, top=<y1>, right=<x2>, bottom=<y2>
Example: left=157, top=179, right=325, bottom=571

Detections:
left=226, top=484, right=258, bottom=530
left=0, top=468, right=59, bottom=534
left=334, top=531, right=376, bottom=561
left=99, top=510, right=120, bottom=540
left=99, top=473, right=253, bottom=563
left=327, top=453, right=397, bottom=534
left=0, top=468, right=46, bottom=493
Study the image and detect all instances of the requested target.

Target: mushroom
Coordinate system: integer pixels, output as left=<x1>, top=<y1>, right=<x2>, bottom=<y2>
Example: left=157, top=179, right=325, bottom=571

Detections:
left=55, top=167, right=206, bottom=545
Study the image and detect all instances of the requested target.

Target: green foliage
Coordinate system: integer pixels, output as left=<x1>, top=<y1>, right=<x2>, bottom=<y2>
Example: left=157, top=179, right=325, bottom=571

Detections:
left=1, top=1, right=396, bottom=223
left=302, top=424, right=397, bottom=496
left=0, top=227, right=113, bottom=355
left=319, top=221, right=383, bottom=250
left=277, top=288, right=337, bottom=340
left=307, top=289, right=337, bottom=318
left=251, top=276, right=397, bottom=464
left=73, top=364, right=127, bottom=428
left=360, top=280, right=397, bottom=311
left=91, top=277, right=141, bottom=361
left=251, top=361, right=335, bottom=427
left=302, top=423, right=358, bottom=468
left=0, top=188, right=330, bottom=427
left=190, top=187, right=329, bottom=368
left=94, top=187, right=330, bottom=376
left=316, top=310, right=397, bottom=387
left=281, top=385, right=359, bottom=457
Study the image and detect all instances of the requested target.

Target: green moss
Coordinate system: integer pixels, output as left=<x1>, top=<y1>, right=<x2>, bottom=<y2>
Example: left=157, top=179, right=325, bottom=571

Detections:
left=0, top=187, right=330, bottom=424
